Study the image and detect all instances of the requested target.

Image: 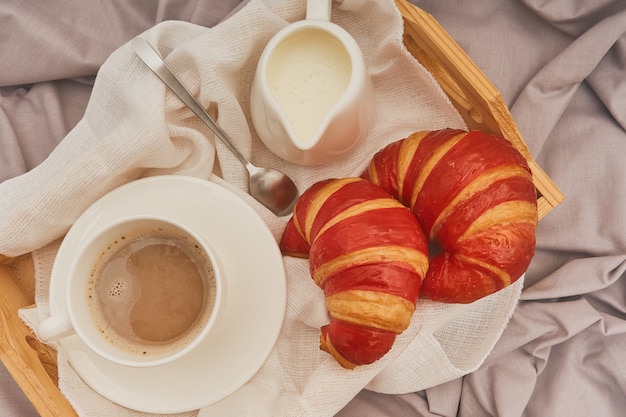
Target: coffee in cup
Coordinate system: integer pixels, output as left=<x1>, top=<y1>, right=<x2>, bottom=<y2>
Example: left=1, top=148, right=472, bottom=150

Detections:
left=37, top=215, right=225, bottom=368
left=88, top=224, right=217, bottom=356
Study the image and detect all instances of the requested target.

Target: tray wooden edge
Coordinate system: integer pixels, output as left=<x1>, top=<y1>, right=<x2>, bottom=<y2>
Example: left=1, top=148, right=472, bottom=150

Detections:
left=395, top=0, right=565, bottom=220
left=0, top=257, right=77, bottom=417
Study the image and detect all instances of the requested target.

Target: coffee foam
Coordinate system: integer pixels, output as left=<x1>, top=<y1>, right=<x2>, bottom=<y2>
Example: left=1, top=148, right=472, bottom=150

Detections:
left=87, top=227, right=217, bottom=357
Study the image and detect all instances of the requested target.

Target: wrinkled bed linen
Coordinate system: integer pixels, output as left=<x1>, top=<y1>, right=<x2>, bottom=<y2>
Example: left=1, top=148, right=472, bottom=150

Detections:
left=1, top=0, right=625, bottom=416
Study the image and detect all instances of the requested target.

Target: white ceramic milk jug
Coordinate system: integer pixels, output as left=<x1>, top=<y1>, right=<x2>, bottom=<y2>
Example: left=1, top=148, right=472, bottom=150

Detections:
left=250, top=0, right=373, bottom=166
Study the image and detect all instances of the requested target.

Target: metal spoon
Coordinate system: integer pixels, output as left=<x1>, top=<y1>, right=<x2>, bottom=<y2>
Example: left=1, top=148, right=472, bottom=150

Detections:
left=131, top=37, right=299, bottom=217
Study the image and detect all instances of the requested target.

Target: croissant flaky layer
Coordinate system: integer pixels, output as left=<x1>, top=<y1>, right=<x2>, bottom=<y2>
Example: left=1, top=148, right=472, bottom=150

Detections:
left=363, top=129, right=538, bottom=303
left=280, top=178, right=429, bottom=369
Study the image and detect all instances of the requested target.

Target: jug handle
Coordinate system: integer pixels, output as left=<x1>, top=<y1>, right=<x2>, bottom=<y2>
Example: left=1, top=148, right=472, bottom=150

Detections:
left=306, top=0, right=332, bottom=21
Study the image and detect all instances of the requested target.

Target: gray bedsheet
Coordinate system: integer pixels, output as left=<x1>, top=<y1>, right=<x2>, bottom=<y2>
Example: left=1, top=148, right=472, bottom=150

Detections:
left=1, top=0, right=624, bottom=416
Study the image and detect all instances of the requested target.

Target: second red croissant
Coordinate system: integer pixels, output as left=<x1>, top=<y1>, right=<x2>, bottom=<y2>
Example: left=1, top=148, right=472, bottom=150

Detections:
left=363, top=129, right=538, bottom=303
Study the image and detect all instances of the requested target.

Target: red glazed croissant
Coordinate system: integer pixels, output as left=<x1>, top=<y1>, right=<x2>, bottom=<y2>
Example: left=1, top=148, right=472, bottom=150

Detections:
left=279, top=178, right=429, bottom=369
left=363, top=128, right=538, bottom=303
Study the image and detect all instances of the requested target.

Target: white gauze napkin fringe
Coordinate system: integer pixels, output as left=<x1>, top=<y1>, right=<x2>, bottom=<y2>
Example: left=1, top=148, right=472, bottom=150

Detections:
left=2, top=0, right=524, bottom=416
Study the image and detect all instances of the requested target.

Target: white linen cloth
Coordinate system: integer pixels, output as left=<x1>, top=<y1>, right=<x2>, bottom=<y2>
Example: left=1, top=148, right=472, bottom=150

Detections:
left=0, top=0, right=524, bottom=415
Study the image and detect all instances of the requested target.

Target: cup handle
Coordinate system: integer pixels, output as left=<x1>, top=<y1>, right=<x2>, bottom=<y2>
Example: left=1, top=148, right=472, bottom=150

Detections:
left=306, top=0, right=332, bottom=21
left=37, top=312, right=75, bottom=342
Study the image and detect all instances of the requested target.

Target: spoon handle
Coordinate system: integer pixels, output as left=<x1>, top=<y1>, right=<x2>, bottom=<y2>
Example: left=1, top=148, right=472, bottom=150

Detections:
left=131, top=37, right=250, bottom=167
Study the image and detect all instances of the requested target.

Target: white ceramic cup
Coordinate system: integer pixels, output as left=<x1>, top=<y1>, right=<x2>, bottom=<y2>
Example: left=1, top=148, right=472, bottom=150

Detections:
left=37, top=215, right=225, bottom=368
left=250, top=0, right=373, bottom=166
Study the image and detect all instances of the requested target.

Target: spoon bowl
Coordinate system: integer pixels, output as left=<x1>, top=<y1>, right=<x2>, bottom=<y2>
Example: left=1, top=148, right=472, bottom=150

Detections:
left=131, top=37, right=299, bottom=216
left=248, top=165, right=299, bottom=216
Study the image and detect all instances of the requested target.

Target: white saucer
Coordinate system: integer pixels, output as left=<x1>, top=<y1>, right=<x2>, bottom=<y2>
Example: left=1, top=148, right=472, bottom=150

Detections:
left=48, top=175, right=287, bottom=414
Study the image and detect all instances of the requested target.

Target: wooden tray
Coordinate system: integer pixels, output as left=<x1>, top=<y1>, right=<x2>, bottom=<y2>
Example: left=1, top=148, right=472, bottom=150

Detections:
left=0, top=1, right=564, bottom=416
